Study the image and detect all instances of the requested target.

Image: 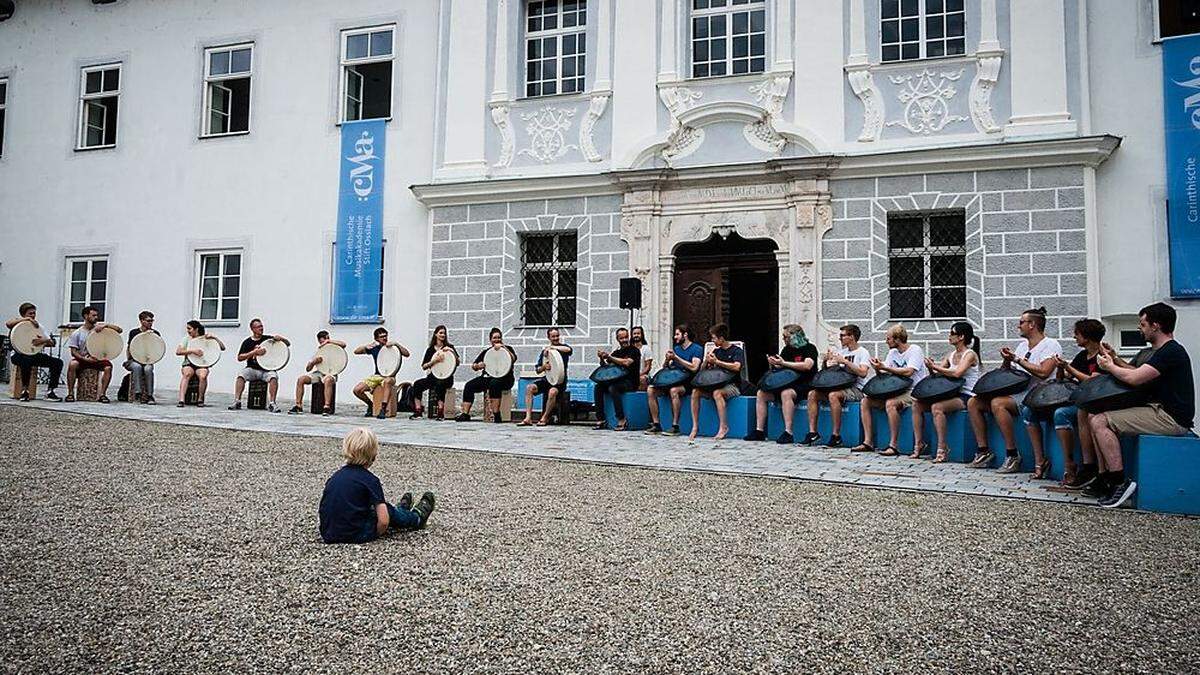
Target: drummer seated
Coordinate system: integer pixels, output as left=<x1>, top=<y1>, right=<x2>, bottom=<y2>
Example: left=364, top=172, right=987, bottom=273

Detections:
left=291, top=331, right=345, bottom=416
left=1085, top=303, right=1194, bottom=509
left=803, top=324, right=871, bottom=447
left=688, top=324, right=746, bottom=441
left=746, top=324, right=818, bottom=444
left=518, top=327, right=573, bottom=427
left=351, top=328, right=407, bottom=420
left=6, top=302, right=63, bottom=401
left=65, top=305, right=120, bottom=403
left=632, top=326, right=653, bottom=392
left=123, top=310, right=160, bottom=404
left=853, top=324, right=927, bottom=455
left=593, top=328, right=641, bottom=431
left=646, top=324, right=704, bottom=435
left=229, top=318, right=290, bottom=413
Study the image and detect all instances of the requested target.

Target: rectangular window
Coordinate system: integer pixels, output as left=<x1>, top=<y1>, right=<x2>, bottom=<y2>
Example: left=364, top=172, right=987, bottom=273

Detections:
left=203, top=43, right=253, bottom=136
left=64, top=256, right=109, bottom=324
left=340, top=25, right=394, bottom=122
left=330, top=239, right=387, bottom=319
left=526, top=0, right=588, bottom=97
left=881, top=0, right=965, bottom=63
left=887, top=212, right=966, bottom=320
left=691, top=0, right=766, bottom=79
left=521, top=232, right=577, bottom=326
left=196, top=251, right=242, bottom=322
left=0, top=78, right=7, bottom=157
left=77, top=64, right=120, bottom=149
left=1158, top=0, right=1200, bottom=39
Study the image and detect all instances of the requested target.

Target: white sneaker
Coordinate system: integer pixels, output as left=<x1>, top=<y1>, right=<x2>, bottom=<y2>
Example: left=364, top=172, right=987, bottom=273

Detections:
left=267, top=402, right=279, bottom=413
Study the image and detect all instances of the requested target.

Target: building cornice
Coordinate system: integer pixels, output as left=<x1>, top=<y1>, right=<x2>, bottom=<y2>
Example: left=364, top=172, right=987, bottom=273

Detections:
left=410, top=135, right=1121, bottom=207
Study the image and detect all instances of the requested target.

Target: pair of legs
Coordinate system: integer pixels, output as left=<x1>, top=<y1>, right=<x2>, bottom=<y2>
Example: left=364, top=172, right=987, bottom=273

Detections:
left=911, top=396, right=967, bottom=462
left=805, top=387, right=861, bottom=444
left=124, top=361, right=155, bottom=401
left=857, top=392, right=913, bottom=454
left=353, top=375, right=395, bottom=418
left=178, top=365, right=209, bottom=405
left=520, top=378, right=565, bottom=425
left=410, top=376, right=452, bottom=418
left=647, top=383, right=688, bottom=432
left=967, top=394, right=1020, bottom=468
left=459, top=376, right=508, bottom=420
left=67, top=358, right=112, bottom=401
left=751, top=387, right=801, bottom=441
left=11, top=353, right=63, bottom=397
left=294, top=372, right=336, bottom=412
left=688, top=383, right=739, bottom=440
left=1087, top=404, right=1189, bottom=502
left=233, top=368, right=279, bottom=404
left=594, top=378, right=634, bottom=429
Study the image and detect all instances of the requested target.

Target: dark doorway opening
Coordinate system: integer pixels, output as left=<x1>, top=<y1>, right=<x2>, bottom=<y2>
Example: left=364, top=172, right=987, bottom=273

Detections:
left=673, top=233, right=778, bottom=382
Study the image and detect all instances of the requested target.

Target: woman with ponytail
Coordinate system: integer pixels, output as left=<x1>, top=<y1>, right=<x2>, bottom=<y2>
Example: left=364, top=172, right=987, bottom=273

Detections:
left=912, top=321, right=981, bottom=462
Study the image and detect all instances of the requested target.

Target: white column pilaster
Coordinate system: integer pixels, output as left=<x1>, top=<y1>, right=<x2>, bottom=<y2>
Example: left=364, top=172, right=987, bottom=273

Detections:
left=438, top=0, right=490, bottom=179
left=1005, top=0, right=1076, bottom=137
left=658, top=0, right=678, bottom=82
left=490, top=0, right=510, bottom=102
left=594, top=0, right=613, bottom=92
left=773, top=0, right=793, bottom=70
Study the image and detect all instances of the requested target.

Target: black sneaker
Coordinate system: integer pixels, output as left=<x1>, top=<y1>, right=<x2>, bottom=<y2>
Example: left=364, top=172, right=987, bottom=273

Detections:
left=365, top=405, right=375, bottom=418
left=227, top=401, right=242, bottom=411
left=17, top=391, right=29, bottom=402
left=827, top=434, right=843, bottom=448
left=288, top=405, right=303, bottom=415
left=1099, top=479, right=1137, bottom=509
left=45, top=391, right=61, bottom=401
left=413, top=492, right=436, bottom=528
left=801, top=432, right=821, bottom=446
left=492, top=412, right=502, bottom=424
left=398, top=492, right=414, bottom=511
left=454, top=412, right=471, bottom=422
left=776, top=431, right=794, bottom=444
left=744, top=429, right=766, bottom=441
left=644, top=423, right=662, bottom=435
left=664, top=425, right=680, bottom=436
left=1064, top=465, right=1098, bottom=490
left=968, top=450, right=996, bottom=469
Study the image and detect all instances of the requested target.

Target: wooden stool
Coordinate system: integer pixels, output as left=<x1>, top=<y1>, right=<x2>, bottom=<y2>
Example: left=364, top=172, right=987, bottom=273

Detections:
left=540, top=387, right=571, bottom=424
left=77, top=369, right=101, bottom=402
left=311, top=380, right=336, bottom=414
left=184, top=376, right=201, bottom=405
left=425, top=388, right=458, bottom=419
left=247, top=380, right=268, bottom=410
left=372, top=383, right=396, bottom=417
left=484, top=390, right=514, bottom=422
left=10, top=366, right=39, bottom=400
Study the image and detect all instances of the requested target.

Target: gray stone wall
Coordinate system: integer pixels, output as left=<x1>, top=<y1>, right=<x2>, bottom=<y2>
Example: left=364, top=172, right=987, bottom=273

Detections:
left=825, top=167, right=1088, bottom=364
left=429, top=195, right=629, bottom=380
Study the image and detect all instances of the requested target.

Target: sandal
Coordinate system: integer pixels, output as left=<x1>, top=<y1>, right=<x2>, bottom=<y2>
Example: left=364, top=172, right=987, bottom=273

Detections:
left=849, top=443, right=875, bottom=453
left=933, top=447, right=950, bottom=464
left=516, top=419, right=533, bottom=427
left=910, top=442, right=929, bottom=460
left=98, top=396, right=110, bottom=403
left=1032, top=458, right=1052, bottom=480
left=177, top=401, right=185, bottom=407
left=535, top=420, right=549, bottom=427
left=614, top=421, right=628, bottom=432
left=64, top=395, right=75, bottom=402
left=879, top=446, right=899, bottom=457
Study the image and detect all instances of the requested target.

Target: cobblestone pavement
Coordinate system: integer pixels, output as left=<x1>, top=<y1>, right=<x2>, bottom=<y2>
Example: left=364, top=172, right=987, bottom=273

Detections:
left=3, top=390, right=1111, bottom=508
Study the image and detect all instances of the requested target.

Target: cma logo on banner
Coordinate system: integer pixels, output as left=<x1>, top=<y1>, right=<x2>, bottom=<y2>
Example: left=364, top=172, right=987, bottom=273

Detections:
left=1175, top=55, right=1200, bottom=130
left=347, top=131, right=378, bottom=201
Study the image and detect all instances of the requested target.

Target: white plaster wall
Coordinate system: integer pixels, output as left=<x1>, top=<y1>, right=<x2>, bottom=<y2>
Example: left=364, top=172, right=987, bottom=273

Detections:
left=0, top=0, right=441, bottom=394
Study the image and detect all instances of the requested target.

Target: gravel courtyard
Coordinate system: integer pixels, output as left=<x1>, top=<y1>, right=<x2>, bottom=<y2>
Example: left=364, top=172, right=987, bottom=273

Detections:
left=1, top=406, right=1197, bottom=673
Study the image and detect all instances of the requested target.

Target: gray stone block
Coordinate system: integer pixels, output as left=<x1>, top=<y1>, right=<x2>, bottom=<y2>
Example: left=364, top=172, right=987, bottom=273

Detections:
left=468, top=202, right=508, bottom=221
left=1002, top=232, right=1059, bottom=254
left=509, top=200, right=546, bottom=218
left=823, top=299, right=872, bottom=320
left=876, top=174, right=925, bottom=197
left=1059, top=273, right=1087, bottom=295
left=982, top=212, right=1031, bottom=233
left=428, top=294, right=448, bottom=312
left=1031, top=251, right=1086, bottom=273
left=432, top=224, right=451, bottom=242
left=592, top=308, right=628, bottom=325
left=1003, top=189, right=1057, bottom=211
left=430, top=276, right=466, bottom=294
left=832, top=177, right=876, bottom=199
left=845, top=279, right=872, bottom=299
left=1058, top=230, right=1086, bottom=251
left=449, top=294, right=484, bottom=311
left=821, top=240, right=846, bottom=259
left=1004, top=273, right=1060, bottom=296
left=976, top=168, right=1029, bottom=191
left=429, top=311, right=466, bottom=329
left=586, top=194, right=622, bottom=214
left=546, top=197, right=586, bottom=215
left=485, top=221, right=506, bottom=238
left=925, top=171, right=975, bottom=193
left=432, top=205, right=469, bottom=224
left=984, top=276, right=1005, bottom=297
left=466, top=274, right=499, bottom=293
left=591, top=253, right=610, bottom=271
left=822, top=259, right=870, bottom=279
left=590, top=215, right=614, bottom=235
left=610, top=252, right=629, bottom=272
left=590, top=234, right=628, bottom=254
left=981, top=193, right=1003, bottom=213
left=1031, top=209, right=1084, bottom=231
left=845, top=239, right=872, bottom=259
left=846, top=199, right=872, bottom=218
left=1057, top=187, right=1084, bottom=208
left=432, top=241, right=468, bottom=259
left=1030, top=166, right=1084, bottom=188
left=986, top=253, right=1031, bottom=275
left=429, top=259, right=449, bottom=277
left=451, top=222, right=487, bottom=241
left=464, top=310, right=502, bottom=327
left=983, top=234, right=1004, bottom=253
left=990, top=297, right=1039, bottom=321
left=486, top=257, right=504, bottom=274
left=828, top=218, right=872, bottom=239
left=1036, top=295, right=1088, bottom=317
left=468, top=240, right=504, bottom=257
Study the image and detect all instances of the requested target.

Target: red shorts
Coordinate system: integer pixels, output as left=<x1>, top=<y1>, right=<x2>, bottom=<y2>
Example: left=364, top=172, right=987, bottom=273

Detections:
left=75, top=359, right=112, bottom=371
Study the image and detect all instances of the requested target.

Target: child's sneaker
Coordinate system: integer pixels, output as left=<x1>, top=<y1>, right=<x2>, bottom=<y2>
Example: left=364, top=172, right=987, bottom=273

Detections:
left=398, top=492, right=414, bottom=511
left=413, top=492, right=436, bottom=528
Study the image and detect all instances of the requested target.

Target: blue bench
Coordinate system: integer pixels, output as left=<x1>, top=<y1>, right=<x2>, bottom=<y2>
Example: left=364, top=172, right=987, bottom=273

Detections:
left=867, top=406, right=916, bottom=454
left=985, top=414, right=1034, bottom=471
left=1040, top=420, right=1084, bottom=482
left=917, top=410, right=978, bottom=463
left=513, top=377, right=594, bottom=411
left=602, top=391, right=650, bottom=430
left=655, top=393, right=755, bottom=438
left=765, top=401, right=812, bottom=439
left=1119, top=434, right=1200, bottom=515
left=814, top=401, right=863, bottom=447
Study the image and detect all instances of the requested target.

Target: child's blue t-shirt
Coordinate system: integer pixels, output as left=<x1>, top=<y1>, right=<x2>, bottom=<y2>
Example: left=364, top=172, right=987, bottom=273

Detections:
left=319, top=464, right=386, bottom=544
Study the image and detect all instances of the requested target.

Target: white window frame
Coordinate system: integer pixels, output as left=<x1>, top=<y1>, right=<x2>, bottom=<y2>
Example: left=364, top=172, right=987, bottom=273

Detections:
left=63, top=255, right=110, bottom=325
left=77, top=63, right=121, bottom=150
left=0, top=77, right=7, bottom=158
left=690, top=0, right=767, bottom=79
left=338, top=24, right=396, bottom=123
left=194, top=250, right=243, bottom=325
left=524, top=0, right=588, bottom=98
left=880, top=0, right=966, bottom=63
left=202, top=43, right=254, bottom=137
left=520, top=231, right=578, bottom=327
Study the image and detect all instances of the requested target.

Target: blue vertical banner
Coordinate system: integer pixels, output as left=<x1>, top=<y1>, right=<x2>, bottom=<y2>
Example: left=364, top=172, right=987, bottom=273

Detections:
left=1164, top=34, right=1200, bottom=298
left=331, top=119, right=387, bottom=323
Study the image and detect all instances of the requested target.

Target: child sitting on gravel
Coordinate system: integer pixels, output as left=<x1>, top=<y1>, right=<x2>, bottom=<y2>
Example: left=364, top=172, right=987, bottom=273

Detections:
left=318, top=428, right=435, bottom=544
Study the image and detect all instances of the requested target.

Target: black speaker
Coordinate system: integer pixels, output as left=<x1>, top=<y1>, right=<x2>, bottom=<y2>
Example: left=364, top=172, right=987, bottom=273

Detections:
left=0, top=1, right=14, bottom=22
left=619, top=277, right=641, bottom=310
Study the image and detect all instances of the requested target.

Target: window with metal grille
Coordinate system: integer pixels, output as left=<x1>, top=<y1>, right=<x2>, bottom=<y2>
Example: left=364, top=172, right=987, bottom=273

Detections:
left=64, top=256, right=108, bottom=324
left=881, top=0, right=965, bottom=63
left=691, top=0, right=766, bottom=78
left=526, top=0, right=587, bottom=97
left=196, top=251, right=242, bottom=322
left=77, top=64, right=120, bottom=149
left=521, top=232, right=577, bottom=326
left=887, top=212, right=966, bottom=320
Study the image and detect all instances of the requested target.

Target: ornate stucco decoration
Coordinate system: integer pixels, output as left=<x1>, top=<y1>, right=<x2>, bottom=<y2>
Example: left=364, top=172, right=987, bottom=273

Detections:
left=579, top=94, right=610, bottom=162
left=845, top=65, right=884, bottom=142
left=885, top=68, right=969, bottom=135
left=658, top=86, right=704, bottom=161
left=517, top=107, right=578, bottom=163
left=969, top=49, right=1004, bottom=134
left=745, top=73, right=792, bottom=153
left=489, top=103, right=515, bottom=168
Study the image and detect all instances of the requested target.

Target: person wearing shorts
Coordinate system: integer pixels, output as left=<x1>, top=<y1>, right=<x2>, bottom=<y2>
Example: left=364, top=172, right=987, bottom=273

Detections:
left=352, top=327, right=410, bottom=420
left=228, top=318, right=290, bottom=412
left=802, top=324, right=872, bottom=447
left=176, top=320, right=225, bottom=407
left=745, top=324, right=818, bottom=444
left=518, top=327, right=574, bottom=427
left=912, top=321, right=982, bottom=463
left=65, top=305, right=121, bottom=403
left=854, top=324, right=928, bottom=455
left=687, top=323, right=746, bottom=441
left=290, top=330, right=346, bottom=415
left=646, top=324, right=704, bottom=436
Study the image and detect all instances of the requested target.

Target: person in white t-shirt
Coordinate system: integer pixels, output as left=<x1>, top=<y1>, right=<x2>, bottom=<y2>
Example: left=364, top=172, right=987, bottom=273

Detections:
left=802, top=324, right=872, bottom=448
left=855, top=324, right=928, bottom=455
left=631, top=325, right=653, bottom=391
left=967, top=307, right=1062, bottom=474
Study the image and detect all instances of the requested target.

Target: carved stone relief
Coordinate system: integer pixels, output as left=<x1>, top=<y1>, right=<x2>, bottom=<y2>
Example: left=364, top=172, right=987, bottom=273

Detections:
left=846, top=65, right=884, bottom=142
left=490, top=103, right=515, bottom=168
left=744, top=73, right=792, bottom=153
left=886, top=68, right=969, bottom=135
left=517, top=107, right=578, bottom=163
left=579, top=94, right=610, bottom=162
left=658, top=86, right=704, bottom=161
left=969, top=51, right=1004, bottom=134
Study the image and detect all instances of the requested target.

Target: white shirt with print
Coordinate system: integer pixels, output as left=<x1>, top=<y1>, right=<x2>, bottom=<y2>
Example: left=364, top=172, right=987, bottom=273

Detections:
left=838, top=345, right=873, bottom=389
left=1013, top=337, right=1063, bottom=386
left=885, top=344, right=928, bottom=385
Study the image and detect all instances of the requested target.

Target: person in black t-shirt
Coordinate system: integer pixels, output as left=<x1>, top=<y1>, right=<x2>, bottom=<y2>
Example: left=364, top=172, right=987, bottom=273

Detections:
left=123, top=310, right=162, bottom=404
left=1088, top=302, right=1195, bottom=509
left=455, top=327, right=518, bottom=423
left=689, top=323, right=746, bottom=441
left=410, top=325, right=460, bottom=420
left=592, top=327, right=641, bottom=430
left=228, top=318, right=290, bottom=412
left=746, top=324, right=818, bottom=444
left=1043, top=319, right=1106, bottom=488
left=518, top=327, right=574, bottom=426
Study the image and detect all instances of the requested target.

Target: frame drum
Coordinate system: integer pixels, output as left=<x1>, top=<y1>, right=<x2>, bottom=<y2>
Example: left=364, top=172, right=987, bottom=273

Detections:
left=912, top=375, right=965, bottom=403
left=758, top=367, right=801, bottom=393
left=862, top=373, right=913, bottom=400
left=129, top=331, right=167, bottom=365
left=430, top=347, right=457, bottom=379
left=375, top=344, right=403, bottom=377
left=651, top=367, right=692, bottom=389
left=1072, top=374, right=1150, bottom=414
left=544, top=348, right=566, bottom=386
left=256, top=338, right=291, bottom=372
left=691, top=367, right=736, bottom=391
left=589, top=364, right=627, bottom=384
left=810, top=367, right=858, bottom=392
left=314, top=343, right=348, bottom=377
left=186, top=336, right=221, bottom=368
left=973, top=367, right=1031, bottom=399
left=482, top=346, right=514, bottom=379
left=9, top=320, right=42, bottom=356
left=86, top=327, right=124, bottom=361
